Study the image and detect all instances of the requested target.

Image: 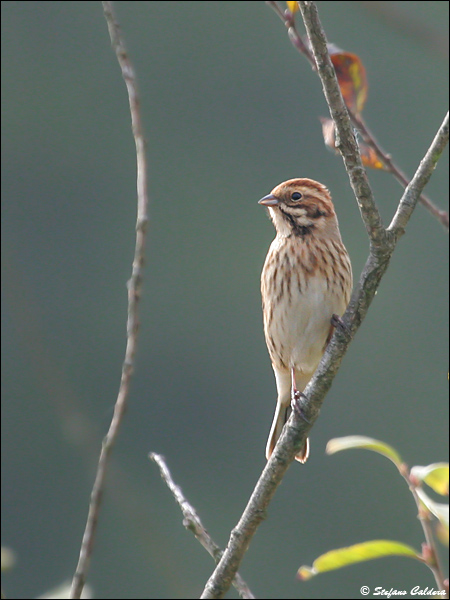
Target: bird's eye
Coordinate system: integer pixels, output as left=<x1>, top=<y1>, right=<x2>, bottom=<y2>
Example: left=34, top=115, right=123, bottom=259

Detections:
left=291, top=192, right=302, bottom=202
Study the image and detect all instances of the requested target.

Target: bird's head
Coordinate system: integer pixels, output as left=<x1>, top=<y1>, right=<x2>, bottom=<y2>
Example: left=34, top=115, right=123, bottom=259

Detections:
left=259, top=178, right=339, bottom=238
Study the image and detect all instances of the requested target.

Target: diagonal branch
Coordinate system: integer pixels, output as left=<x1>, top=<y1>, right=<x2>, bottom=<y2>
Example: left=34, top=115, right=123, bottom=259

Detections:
left=200, top=110, right=449, bottom=600
left=149, top=454, right=255, bottom=600
left=199, top=253, right=390, bottom=599
left=70, top=3, right=150, bottom=598
left=389, top=112, right=449, bottom=234
left=354, top=115, right=449, bottom=230
left=199, top=3, right=448, bottom=597
left=298, top=1, right=385, bottom=247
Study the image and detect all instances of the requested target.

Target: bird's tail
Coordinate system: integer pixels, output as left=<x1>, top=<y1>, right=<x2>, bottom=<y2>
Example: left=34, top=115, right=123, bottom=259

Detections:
left=265, top=399, right=310, bottom=464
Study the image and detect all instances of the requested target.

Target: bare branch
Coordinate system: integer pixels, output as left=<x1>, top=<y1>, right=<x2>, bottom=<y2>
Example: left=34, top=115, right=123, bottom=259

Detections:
left=199, top=4, right=448, bottom=597
left=70, top=3, right=150, bottom=598
left=389, top=112, right=449, bottom=234
left=354, top=116, right=449, bottom=230
left=266, top=1, right=449, bottom=230
left=266, top=2, right=312, bottom=58
left=149, top=454, right=255, bottom=600
left=200, top=254, right=390, bottom=598
left=298, top=1, right=386, bottom=248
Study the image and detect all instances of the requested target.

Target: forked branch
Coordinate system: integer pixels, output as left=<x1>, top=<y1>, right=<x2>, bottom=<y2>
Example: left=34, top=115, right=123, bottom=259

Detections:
left=199, top=3, right=448, bottom=598
left=150, top=454, right=255, bottom=599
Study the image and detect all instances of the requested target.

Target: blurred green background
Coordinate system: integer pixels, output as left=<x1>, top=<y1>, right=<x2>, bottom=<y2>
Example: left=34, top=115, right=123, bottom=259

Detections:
left=1, top=2, right=448, bottom=599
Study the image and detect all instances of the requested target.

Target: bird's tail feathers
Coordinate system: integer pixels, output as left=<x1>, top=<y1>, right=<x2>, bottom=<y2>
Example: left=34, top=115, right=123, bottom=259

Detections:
left=265, top=399, right=310, bottom=463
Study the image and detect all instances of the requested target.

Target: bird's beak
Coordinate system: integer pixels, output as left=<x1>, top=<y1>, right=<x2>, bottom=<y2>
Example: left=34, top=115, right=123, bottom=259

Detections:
left=258, top=194, right=279, bottom=207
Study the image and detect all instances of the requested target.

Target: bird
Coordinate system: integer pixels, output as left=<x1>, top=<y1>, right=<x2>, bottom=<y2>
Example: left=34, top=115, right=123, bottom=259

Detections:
left=259, top=178, right=352, bottom=463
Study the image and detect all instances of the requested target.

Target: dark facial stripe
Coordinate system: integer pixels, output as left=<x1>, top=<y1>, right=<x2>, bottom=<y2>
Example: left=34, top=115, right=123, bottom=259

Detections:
left=279, top=207, right=314, bottom=237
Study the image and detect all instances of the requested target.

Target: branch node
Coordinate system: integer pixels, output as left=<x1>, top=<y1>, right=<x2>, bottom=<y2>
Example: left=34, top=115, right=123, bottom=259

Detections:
left=150, top=453, right=255, bottom=599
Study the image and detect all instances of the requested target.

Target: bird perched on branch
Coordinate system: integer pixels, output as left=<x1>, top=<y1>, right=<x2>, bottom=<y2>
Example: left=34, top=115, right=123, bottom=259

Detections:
left=259, top=178, right=352, bottom=463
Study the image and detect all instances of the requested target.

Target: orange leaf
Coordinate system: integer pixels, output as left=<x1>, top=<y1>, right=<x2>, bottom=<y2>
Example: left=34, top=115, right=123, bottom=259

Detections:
left=321, top=117, right=385, bottom=170
left=360, top=145, right=386, bottom=169
left=286, top=2, right=299, bottom=13
left=329, top=47, right=368, bottom=115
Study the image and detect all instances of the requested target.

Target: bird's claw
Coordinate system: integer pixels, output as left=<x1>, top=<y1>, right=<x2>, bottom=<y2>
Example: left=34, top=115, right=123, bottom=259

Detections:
left=331, top=313, right=350, bottom=335
left=291, top=390, right=310, bottom=424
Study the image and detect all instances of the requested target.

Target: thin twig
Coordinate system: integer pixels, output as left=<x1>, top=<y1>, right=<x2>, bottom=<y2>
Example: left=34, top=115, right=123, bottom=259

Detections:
left=199, top=3, right=448, bottom=597
left=70, top=3, right=150, bottom=598
left=402, top=470, right=449, bottom=597
left=266, top=1, right=449, bottom=231
left=388, top=112, right=449, bottom=234
left=266, top=1, right=312, bottom=57
left=149, top=453, right=255, bottom=600
left=266, top=2, right=315, bottom=66
left=354, top=115, right=449, bottom=230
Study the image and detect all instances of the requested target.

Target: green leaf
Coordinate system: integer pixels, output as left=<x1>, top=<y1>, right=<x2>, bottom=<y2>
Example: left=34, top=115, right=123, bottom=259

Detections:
left=411, top=463, right=449, bottom=496
left=326, top=436, right=403, bottom=467
left=416, top=488, right=449, bottom=531
left=298, top=540, right=419, bottom=580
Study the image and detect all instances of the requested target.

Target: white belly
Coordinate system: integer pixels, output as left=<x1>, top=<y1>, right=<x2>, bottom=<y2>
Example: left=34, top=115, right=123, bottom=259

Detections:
left=261, top=234, right=350, bottom=376
left=269, top=275, right=345, bottom=373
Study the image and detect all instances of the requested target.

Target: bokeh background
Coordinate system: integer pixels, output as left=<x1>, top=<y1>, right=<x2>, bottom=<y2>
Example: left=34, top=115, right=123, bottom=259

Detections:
left=1, top=2, right=448, bottom=599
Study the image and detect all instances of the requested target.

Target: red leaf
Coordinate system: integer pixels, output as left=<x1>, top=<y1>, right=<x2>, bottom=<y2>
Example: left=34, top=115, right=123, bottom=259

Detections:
left=329, top=46, right=368, bottom=115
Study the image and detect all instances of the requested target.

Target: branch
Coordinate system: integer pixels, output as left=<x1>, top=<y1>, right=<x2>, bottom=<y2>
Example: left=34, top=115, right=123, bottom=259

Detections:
left=301, top=1, right=386, bottom=247
left=266, top=1, right=313, bottom=59
left=266, top=1, right=449, bottom=231
left=388, top=112, right=449, bottom=234
left=200, top=252, right=390, bottom=599
left=149, top=454, right=255, bottom=600
left=354, top=116, right=449, bottom=230
left=70, top=3, right=150, bottom=598
left=402, top=469, right=449, bottom=596
left=199, top=3, right=448, bottom=597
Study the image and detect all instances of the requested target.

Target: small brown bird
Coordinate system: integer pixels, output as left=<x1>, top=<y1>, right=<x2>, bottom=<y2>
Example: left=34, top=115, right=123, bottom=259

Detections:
left=259, top=178, right=352, bottom=463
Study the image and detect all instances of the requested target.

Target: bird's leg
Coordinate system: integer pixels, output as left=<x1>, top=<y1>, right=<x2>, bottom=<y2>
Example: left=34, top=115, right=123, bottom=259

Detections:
left=291, top=367, right=301, bottom=402
left=290, top=367, right=310, bottom=424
